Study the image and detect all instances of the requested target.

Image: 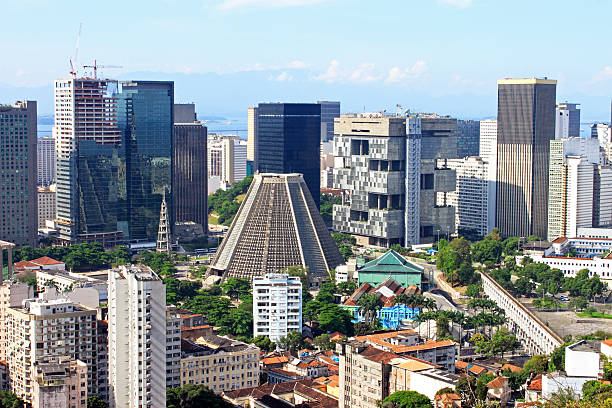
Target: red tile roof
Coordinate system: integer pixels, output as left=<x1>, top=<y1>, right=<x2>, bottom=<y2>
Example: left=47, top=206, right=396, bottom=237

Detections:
left=551, top=237, right=567, bottom=244
left=13, top=260, right=38, bottom=269
left=360, top=346, right=401, bottom=364
left=602, top=339, right=612, bottom=347
left=31, top=256, right=63, bottom=266
left=487, top=376, right=507, bottom=389
left=342, top=278, right=419, bottom=308
left=261, top=356, right=290, bottom=365
left=501, top=363, right=522, bottom=373
left=527, top=374, right=542, bottom=391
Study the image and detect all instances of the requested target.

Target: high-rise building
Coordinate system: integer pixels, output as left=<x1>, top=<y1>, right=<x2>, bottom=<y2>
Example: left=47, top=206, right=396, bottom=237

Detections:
left=108, top=265, right=166, bottom=408
left=247, top=106, right=258, bottom=164
left=0, top=101, right=37, bottom=247
left=547, top=138, right=611, bottom=240
left=443, top=156, right=495, bottom=238
left=333, top=114, right=406, bottom=247
left=479, top=119, right=498, bottom=163
left=318, top=101, right=341, bottom=142
left=166, top=307, right=181, bottom=389
left=253, top=273, right=302, bottom=342
left=54, top=78, right=173, bottom=246
left=256, top=103, right=321, bottom=207
left=456, top=119, right=480, bottom=157
left=37, top=185, right=56, bottom=229
left=555, top=103, right=581, bottom=139
left=5, top=296, right=98, bottom=403
left=496, top=78, right=557, bottom=238
left=37, top=136, right=55, bottom=186
left=208, top=135, right=247, bottom=188
left=405, top=118, right=421, bottom=246
left=418, top=116, right=459, bottom=243
left=0, top=279, right=33, bottom=361
left=209, top=173, right=343, bottom=287
left=173, top=104, right=207, bottom=228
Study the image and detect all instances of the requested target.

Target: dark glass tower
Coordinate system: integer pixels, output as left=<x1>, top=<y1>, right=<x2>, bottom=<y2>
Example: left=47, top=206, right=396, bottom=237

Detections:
left=496, top=78, right=557, bottom=238
left=256, top=103, right=321, bottom=207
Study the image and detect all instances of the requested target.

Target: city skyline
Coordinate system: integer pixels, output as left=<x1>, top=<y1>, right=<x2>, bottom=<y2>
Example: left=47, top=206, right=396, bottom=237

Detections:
left=1, top=0, right=611, bottom=119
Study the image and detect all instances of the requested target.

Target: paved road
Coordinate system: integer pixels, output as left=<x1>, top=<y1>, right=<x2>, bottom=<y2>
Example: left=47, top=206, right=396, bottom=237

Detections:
left=424, top=290, right=458, bottom=312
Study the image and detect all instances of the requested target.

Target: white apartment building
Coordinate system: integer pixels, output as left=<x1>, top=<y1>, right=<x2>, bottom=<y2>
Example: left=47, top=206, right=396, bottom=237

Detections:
left=4, top=297, right=98, bottom=404
left=166, top=307, right=182, bottom=388
left=108, top=265, right=166, bottom=408
left=442, top=156, right=495, bottom=237
left=37, top=185, right=56, bottom=229
left=0, top=281, right=33, bottom=361
left=208, top=135, right=247, bottom=189
left=253, top=274, right=302, bottom=343
left=31, top=358, right=88, bottom=408
left=37, top=136, right=55, bottom=186
left=547, top=138, right=611, bottom=241
left=247, top=106, right=258, bottom=163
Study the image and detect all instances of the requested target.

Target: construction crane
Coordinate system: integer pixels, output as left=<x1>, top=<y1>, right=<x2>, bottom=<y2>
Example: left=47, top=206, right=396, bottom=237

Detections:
left=82, top=60, right=123, bottom=79
left=69, top=23, right=82, bottom=77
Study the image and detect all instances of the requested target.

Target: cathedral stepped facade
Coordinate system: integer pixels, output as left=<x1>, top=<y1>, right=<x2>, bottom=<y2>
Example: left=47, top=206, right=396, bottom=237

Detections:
left=210, top=173, right=343, bottom=287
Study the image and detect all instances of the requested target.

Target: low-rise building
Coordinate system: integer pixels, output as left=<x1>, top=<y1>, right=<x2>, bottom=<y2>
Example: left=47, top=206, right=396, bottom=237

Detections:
left=357, top=249, right=426, bottom=289
left=486, top=376, right=510, bottom=406
left=31, top=359, right=88, bottom=408
left=36, top=270, right=105, bottom=293
left=434, top=392, right=462, bottom=408
left=179, top=335, right=259, bottom=393
left=223, top=379, right=337, bottom=408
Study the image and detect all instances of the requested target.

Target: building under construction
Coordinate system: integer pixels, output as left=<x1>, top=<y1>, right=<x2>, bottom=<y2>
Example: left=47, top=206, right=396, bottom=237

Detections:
left=209, top=173, right=343, bottom=287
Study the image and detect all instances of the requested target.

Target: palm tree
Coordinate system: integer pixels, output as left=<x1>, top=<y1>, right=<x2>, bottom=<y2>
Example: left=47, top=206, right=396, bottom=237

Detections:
left=357, top=293, right=383, bottom=328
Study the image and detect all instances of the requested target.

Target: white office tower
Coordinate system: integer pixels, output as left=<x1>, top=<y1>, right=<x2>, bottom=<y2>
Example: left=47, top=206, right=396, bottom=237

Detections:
left=405, top=118, right=421, bottom=247
left=479, top=119, right=498, bottom=163
left=108, top=265, right=166, bottom=408
left=253, top=274, right=302, bottom=343
left=547, top=138, right=612, bottom=240
left=247, top=106, right=258, bottom=163
left=555, top=103, right=580, bottom=139
left=208, top=135, right=247, bottom=189
left=443, top=156, right=495, bottom=237
left=37, top=136, right=55, bottom=186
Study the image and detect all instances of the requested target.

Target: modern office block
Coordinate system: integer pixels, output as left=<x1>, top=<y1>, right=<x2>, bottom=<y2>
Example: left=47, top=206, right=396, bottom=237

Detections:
left=318, top=101, right=341, bottom=142
left=0, top=101, right=37, bottom=247
left=173, top=111, right=207, bottom=228
left=208, top=135, right=247, bottom=188
left=173, top=103, right=197, bottom=123
left=247, top=106, right=258, bottom=163
left=405, top=118, right=422, bottom=246
left=456, top=119, right=480, bottom=157
left=256, top=103, right=321, bottom=207
left=496, top=78, right=557, bottom=238
left=210, top=173, right=343, bottom=287
left=37, top=185, right=56, bottom=229
left=479, top=119, right=498, bottom=163
left=555, top=103, right=580, bottom=139
left=253, top=273, right=302, bottom=342
left=37, top=136, right=55, bottom=186
left=443, top=156, right=495, bottom=238
left=54, top=78, right=173, bottom=246
left=333, top=114, right=407, bottom=247
left=4, top=296, right=98, bottom=404
left=108, top=265, right=166, bottom=408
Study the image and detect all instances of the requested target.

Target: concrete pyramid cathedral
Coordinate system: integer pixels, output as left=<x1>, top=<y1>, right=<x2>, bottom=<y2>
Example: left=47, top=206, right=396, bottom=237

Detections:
left=210, top=173, right=344, bottom=287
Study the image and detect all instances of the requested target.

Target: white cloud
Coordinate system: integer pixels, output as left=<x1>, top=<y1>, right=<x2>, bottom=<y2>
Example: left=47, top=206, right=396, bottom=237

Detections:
left=437, top=0, right=472, bottom=7
left=286, top=60, right=308, bottom=69
left=217, top=0, right=328, bottom=11
left=591, top=66, right=612, bottom=83
left=314, top=60, right=342, bottom=83
left=349, top=63, right=383, bottom=83
left=385, top=60, right=427, bottom=83
left=268, top=71, right=293, bottom=82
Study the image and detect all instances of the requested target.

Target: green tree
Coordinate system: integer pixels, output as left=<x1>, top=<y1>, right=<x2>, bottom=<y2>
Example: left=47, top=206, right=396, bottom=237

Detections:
left=569, top=296, right=589, bottom=311
left=582, top=380, right=612, bottom=401
left=502, top=237, right=520, bottom=256
left=465, top=284, right=482, bottom=298
left=549, top=343, right=573, bottom=372
left=315, top=280, right=337, bottom=304
left=475, top=373, right=495, bottom=402
left=522, top=355, right=549, bottom=376
left=277, top=331, right=306, bottom=352
left=283, top=266, right=310, bottom=290
left=87, top=395, right=108, bottom=408
left=514, top=277, right=535, bottom=297
left=338, top=281, right=357, bottom=296
left=318, top=304, right=354, bottom=335
left=252, top=335, right=274, bottom=352
left=472, top=239, right=503, bottom=265
left=314, top=334, right=335, bottom=350
left=382, top=390, right=432, bottom=408
left=319, top=193, right=341, bottom=227
left=0, top=391, right=25, bottom=408
left=167, top=384, right=233, bottom=408
left=436, top=313, right=451, bottom=339
left=221, top=278, right=251, bottom=300
left=437, top=238, right=472, bottom=285
left=357, top=293, right=383, bottom=328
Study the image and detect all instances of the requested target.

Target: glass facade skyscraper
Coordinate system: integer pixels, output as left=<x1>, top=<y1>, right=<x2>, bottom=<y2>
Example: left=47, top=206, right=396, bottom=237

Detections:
left=317, top=101, right=340, bottom=142
left=54, top=78, right=173, bottom=245
left=456, top=119, right=480, bottom=157
left=256, top=103, right=321, bottom=207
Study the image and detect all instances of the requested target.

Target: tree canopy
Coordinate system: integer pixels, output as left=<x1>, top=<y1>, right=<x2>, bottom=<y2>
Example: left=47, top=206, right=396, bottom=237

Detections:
left=167, top=384, right=233, bottom=408
left=382, top=391, right=432, bottom=408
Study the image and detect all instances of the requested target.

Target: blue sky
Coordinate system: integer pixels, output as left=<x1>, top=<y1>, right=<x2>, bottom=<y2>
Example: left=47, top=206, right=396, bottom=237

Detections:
left=1, top=0, right=611, bottom=119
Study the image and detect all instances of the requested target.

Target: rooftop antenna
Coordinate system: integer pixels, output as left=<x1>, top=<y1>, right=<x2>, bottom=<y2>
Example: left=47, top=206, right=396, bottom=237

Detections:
left=83, top=60, right=123, bottom=80
left=69, top=23, right=82, bottom=78
left=396, top=104, right=402, bottom=117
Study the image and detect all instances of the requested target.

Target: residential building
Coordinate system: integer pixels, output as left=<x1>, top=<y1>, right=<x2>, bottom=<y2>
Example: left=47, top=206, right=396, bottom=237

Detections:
left=418, top=116, right=459, bottom=244
left=257, top=103, right=321, bottom=207
left=37, top=136, right=55, bottom=186
left=333, top=114, right=407, bottom=247
left=357, top=249, right=426, bottom=289
left=393, top=366, right=460, bottom=401
left=54, top=78, right=173, bottom=246
left=318, top=101, right=341, bottom=142
left=223, top=379, right=337, bottom=408
left=547, top=137, right=610, bottom=240
left=456, top=119, right=480, bottom=157
left=96, top=320, right=109, bottom=402
left=486, top=376, right=511, bottom=406
left=179, top=336, right=259, bottom=392
left=443, top=156, right=495, bottom=238
left=209, top=173, right=343, bottom=287
left=4, top=296, right=98, bottom=403
left=108, top=265, right=166, bottom=408
left=36, top=270, right=104, bottom=293
left=31, top=359, right=88, bottom=408
left=247, top=106, right=258, bottom=164
left=173, top=106, right=208, bottom=229
left=0, top=279, right=33, bottom=361
left=496, top=78, right=557, bottom=238
left=555, top=103, right=581, bottom=139
left=542, top=341, right=600, bottom=399
left=166, top=307, right=181, bottom=388
left=342, top=278, right=420, bottom=330
left=253, top=274, right=302, bottom=342
left=37, top=185, right=56, bottom=229
left=208, top=135, right=247, bottom=188
left=0, top=101, right=37, bottom=246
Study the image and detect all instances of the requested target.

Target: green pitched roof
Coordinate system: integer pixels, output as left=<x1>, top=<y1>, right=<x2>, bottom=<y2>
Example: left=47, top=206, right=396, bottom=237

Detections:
left=359, top=249, right=424, bottom=274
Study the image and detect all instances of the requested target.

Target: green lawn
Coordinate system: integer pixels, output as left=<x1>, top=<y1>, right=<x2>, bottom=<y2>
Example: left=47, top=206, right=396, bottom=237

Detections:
left=577, top=311, right=612, bottom=319
left=208, top=213, right=219, bottom=225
